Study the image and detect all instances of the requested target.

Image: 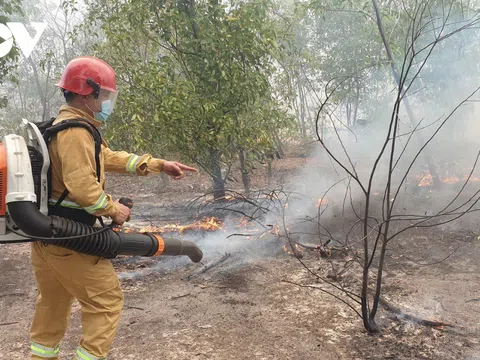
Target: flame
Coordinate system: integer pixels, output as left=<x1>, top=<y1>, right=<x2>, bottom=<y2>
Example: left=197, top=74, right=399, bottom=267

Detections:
left=316, top=198, right=328, bottom=207
left=238, top=217, right=249, bottom=227
left=417, top=172, right=433, bottom=187
left=218, top=195, right=237, bottom=201
left=125, top=217, right=223, bottom=234
left=464, top=175, right=480, bottom=182
left=122, top=213, right=286, bottom=246
left=416, top=170, right=480, bottom=187
left=282, top=244, right=304, bottom=258
left=234, top=217, right=264, bottom=237
left=271, top=224, right=280, bottom=236
left=441, top=176, right=460, bottom=184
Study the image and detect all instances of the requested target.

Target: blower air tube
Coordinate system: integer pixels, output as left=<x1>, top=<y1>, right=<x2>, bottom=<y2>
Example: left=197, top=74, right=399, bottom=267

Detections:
left=7, top=201, right=203, bottom=263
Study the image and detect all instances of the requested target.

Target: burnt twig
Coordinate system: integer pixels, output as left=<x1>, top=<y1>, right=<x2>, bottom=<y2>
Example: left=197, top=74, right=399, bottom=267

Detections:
left=0, top=292, right=25, bottom=298
left=170, top=293, right=191, bottom=300
left=379, top=297, right=455, bottom=328
left=184, top=253, right=231, bottom=280
left=0, top=321, right=19, bottom=326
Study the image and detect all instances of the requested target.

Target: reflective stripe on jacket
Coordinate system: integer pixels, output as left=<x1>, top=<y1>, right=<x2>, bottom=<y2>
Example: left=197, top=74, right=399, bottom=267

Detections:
left=49, top=105, right=165, bottom=218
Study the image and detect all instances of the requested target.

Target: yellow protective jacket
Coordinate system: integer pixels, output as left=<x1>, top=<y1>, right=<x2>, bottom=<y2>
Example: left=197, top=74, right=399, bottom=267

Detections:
left=48, top=105, right=165, bottom=218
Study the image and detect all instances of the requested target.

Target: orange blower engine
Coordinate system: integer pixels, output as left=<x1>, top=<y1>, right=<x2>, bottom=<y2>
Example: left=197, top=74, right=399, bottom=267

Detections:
left=0, top=120, right=203, bottom=263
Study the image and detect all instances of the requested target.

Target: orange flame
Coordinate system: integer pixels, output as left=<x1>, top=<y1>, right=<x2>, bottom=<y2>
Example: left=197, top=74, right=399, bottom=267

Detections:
left=271, top=224, right=280, bottom=236
left=238, top=217, right=249, bottom=227
left=282, top=244, right=304, bottom=258
left=441, top=176, right=460, bottom=184
left=416, top=171, right=480, bottom=187
left=218, top=195, right=237, bottom=201
left=122, top=215, right=287, bottom=244
left=125, top=217, right=223, bottom=234
left=417, top=172, right=433, bottom=187
left=316, top=198, right=328, bottom=207
left=463, top=175, right=480, bottom=182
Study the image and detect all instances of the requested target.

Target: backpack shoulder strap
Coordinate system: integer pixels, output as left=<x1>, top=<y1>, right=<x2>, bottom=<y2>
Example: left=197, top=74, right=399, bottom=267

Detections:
left=44, top=118, right=102, bottom=181
left=34, top=117, right=56, bottom=134
left=44, top=118, right=103, bottom=211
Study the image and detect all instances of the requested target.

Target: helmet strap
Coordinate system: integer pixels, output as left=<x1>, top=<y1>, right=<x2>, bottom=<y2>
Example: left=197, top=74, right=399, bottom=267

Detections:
left=86, top=78, right=100, bottom=99
left=84, top=97, right=101, bottom=117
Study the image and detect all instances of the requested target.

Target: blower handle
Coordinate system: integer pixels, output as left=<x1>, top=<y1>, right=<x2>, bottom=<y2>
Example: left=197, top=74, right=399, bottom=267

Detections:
left=119, top=197, right=133, bottom=209
left=111, top=197, right=133, bottom=227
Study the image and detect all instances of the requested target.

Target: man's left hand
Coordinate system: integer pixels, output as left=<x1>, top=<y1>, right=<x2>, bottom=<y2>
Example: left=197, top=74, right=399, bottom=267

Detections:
left=162, top=161, right=198, bottom=180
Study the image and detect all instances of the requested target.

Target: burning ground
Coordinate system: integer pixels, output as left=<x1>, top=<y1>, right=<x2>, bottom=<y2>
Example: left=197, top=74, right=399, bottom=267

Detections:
left=2, top=159, right=480, bottom=359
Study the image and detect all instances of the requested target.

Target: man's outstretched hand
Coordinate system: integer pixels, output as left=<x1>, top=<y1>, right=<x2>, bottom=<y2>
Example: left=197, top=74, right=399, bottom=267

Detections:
left=162, top=161, right=198, bottom=180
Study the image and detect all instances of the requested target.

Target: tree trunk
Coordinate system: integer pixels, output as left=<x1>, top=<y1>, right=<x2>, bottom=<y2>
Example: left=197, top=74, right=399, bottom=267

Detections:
left=298, top=78, right=307, bottom=137
left=238, top=148, right=250, bottom=195
left=210, top=148, right=225, bottom=201
left=273, top=131, right=285, bottom=159
left=27, top=56, right=46, bottom=121
left=353, top=79, right=360, bottom=128
left=346, top=102, right=352, bottom=128
left=372, top=0, right=440, bottom=188
left=292, top=89, right=301, bottom=135
left=233, top=113, right=251, bottom=194
left=267, top=160, right=273, bottom=187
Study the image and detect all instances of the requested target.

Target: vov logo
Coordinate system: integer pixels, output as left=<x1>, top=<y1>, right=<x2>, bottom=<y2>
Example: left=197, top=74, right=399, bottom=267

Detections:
left=0, top=22, right=48, bottom=59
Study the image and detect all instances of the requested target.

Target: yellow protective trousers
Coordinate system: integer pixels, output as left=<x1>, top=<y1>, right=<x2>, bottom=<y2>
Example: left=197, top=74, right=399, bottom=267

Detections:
left=30, top=242, right=124, bottom=359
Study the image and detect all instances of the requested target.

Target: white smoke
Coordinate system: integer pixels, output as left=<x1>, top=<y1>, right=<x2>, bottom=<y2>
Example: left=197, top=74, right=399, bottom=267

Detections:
left=118, top=5, right=480, bottom=280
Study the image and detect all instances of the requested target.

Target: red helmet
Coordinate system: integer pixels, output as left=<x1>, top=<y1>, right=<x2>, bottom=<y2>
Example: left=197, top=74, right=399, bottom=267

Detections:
left=55, top=56, right=117, bottom=96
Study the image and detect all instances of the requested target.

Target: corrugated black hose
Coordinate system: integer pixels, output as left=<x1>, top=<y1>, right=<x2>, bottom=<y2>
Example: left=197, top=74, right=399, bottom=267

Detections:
left=6, top=201, right=203, bottom=262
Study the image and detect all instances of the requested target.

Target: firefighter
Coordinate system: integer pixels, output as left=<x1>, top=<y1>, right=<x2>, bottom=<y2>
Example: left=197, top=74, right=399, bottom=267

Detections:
left=30, top=56, right=197, bottom=360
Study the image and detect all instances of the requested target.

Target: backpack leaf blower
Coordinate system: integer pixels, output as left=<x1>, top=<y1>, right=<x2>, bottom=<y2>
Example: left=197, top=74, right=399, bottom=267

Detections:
left=0, top=119, right=203, bottom=263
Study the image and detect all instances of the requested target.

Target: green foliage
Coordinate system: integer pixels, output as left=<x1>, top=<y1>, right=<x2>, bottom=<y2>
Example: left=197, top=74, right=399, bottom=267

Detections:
left=84, top=0, right=293, bottom=189
left=0, top=0, right=23, bottom=85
